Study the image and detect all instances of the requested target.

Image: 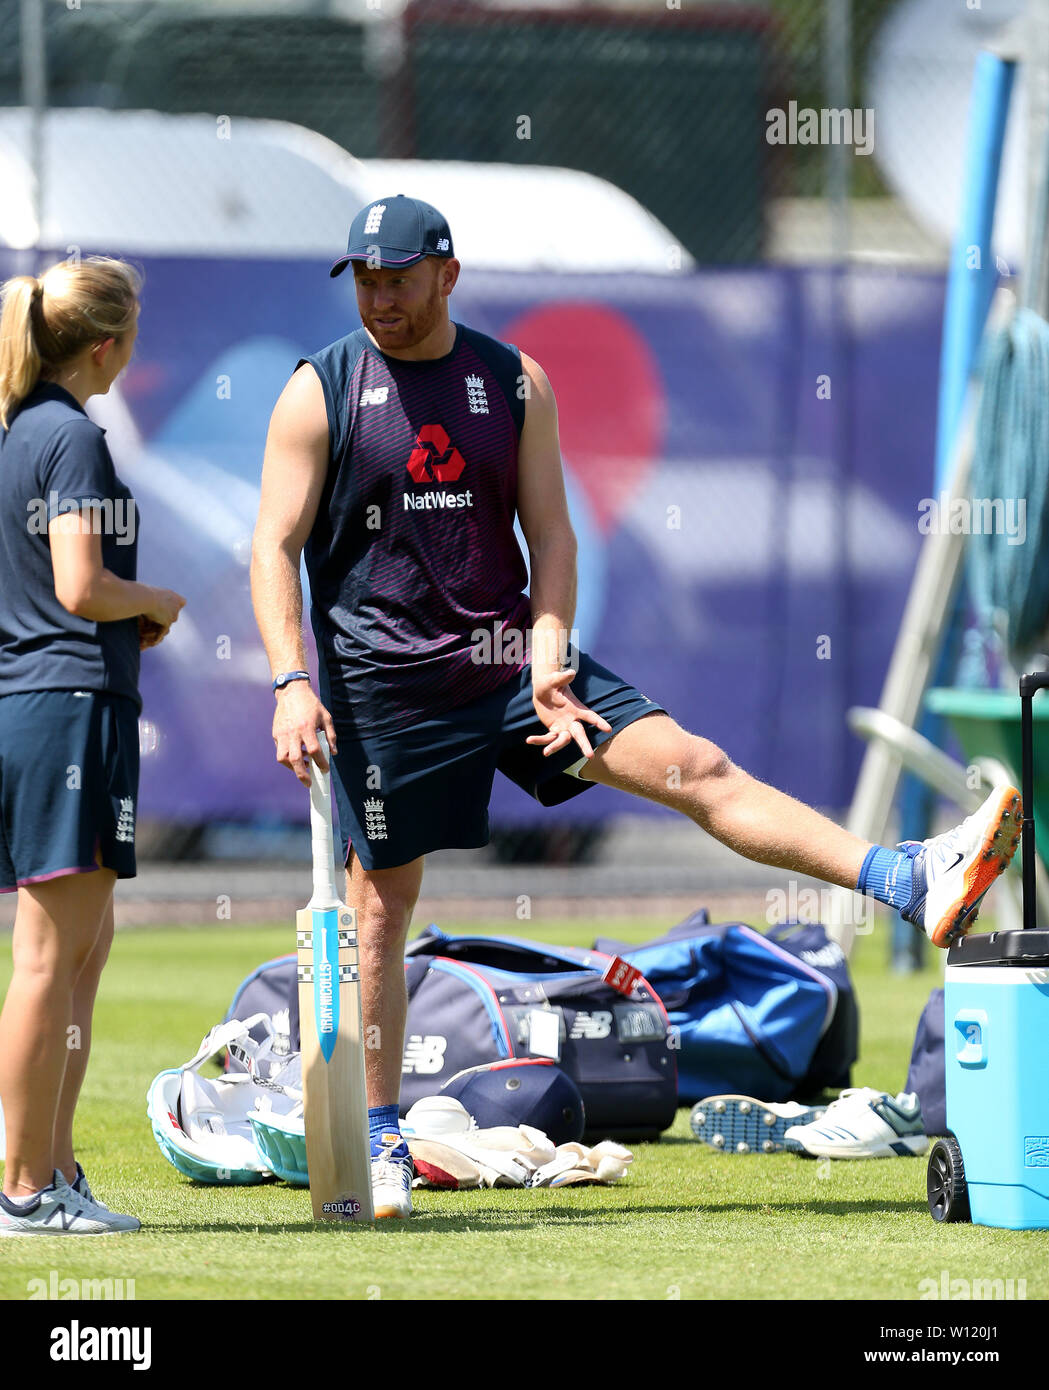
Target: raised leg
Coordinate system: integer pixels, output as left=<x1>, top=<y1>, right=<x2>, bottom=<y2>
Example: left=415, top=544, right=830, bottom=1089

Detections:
left=580, top=713, right=872, bottom=889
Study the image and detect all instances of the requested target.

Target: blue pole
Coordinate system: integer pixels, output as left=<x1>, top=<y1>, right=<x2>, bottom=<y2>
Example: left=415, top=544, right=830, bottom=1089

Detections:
left=935, top=52, right=1016, bottom=488
left=893, top=53, right=1016, bottom=971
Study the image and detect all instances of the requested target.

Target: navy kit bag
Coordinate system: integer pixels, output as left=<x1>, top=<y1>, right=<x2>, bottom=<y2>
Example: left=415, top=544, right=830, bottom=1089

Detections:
left=226, top=926, right=677, bottom=1139
left=399, top=928, right=677, bottom=1138
left=596, top=911, right=858, bottom=1104
left=904, top=987, right=947, bottom=1137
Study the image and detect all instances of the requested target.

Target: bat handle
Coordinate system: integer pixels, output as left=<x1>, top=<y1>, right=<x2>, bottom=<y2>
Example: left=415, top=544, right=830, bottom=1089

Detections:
left=308, top=730, right=340, bottom=909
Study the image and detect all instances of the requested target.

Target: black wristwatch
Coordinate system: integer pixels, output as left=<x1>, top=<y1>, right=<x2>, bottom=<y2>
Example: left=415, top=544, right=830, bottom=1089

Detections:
left=272, top=670, right=311, bottom=693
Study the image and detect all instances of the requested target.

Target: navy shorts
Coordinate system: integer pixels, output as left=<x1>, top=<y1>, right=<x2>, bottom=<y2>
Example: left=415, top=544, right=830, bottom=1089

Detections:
left=329, top=651, right=665, bottom=871
left=0, top=690, right=140, bottom=893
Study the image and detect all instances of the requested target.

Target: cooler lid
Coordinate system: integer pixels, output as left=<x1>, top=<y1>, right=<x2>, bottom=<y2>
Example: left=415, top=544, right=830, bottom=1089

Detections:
left=947, top=929, right=1049, bottom=966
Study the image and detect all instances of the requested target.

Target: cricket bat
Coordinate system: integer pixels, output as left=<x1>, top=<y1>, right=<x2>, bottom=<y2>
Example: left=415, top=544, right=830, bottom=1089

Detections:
left=297, top=732, right=374, bottom=1222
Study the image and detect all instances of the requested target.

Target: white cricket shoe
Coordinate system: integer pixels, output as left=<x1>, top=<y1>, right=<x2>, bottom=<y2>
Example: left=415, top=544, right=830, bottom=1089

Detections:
left=898, top=784, right=1022, bottom=947
left=371, top=1132, right=413, bottom=1219
left=0, top=1171, right=140, bottom=1235
left=690, top=1095, right=827, bottom=1154
left=784, top=1088, right=927, bottom=1159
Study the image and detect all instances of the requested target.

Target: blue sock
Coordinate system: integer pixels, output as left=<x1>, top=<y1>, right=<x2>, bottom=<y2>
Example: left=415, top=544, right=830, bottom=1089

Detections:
left=857, top=845, right=915, bottom=910
left=368, top=1105, right=401, bottom=1144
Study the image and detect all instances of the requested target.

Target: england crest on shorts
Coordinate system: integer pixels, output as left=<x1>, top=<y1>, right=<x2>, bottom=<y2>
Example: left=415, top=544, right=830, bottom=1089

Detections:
left=115, top=796, right=135, bottom=843
left=363, top=797, right=388, bottom=841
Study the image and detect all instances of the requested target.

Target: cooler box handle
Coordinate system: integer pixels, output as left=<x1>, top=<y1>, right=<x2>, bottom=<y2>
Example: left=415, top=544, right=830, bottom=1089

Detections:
left=953, top=1008, right=988, bottom=1068
left=1020, top=673, right=1049, bottom=930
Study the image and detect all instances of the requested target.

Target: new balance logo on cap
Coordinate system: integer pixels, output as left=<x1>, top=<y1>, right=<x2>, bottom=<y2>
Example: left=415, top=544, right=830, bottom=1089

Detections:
left=360, top=387, right=389, bottom=405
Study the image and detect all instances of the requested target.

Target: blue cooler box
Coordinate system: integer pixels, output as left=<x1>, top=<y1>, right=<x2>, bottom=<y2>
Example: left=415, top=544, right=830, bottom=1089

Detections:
left=944, top=928, right=1049, bottom=1229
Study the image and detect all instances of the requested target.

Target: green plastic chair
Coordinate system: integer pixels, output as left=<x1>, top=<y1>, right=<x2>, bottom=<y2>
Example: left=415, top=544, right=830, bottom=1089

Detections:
left=846, top=689, right=1049, bottom=934
left=925, top=687, right=1049, bottom=872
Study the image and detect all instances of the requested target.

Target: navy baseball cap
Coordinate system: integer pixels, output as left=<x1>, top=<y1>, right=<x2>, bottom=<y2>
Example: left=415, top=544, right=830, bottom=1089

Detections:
left=330, top=194, right=454, bottom=277
left=439, top=1060, right=585, bottom=1144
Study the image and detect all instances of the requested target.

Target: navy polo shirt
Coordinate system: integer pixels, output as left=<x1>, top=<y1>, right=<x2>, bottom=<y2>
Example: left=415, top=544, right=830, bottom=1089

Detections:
left=0, top=382, right=141, bottom=710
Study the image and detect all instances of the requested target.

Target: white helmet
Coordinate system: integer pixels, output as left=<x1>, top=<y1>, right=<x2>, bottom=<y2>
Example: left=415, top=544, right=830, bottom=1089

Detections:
left=147, top=1016, right=301, bottom=1185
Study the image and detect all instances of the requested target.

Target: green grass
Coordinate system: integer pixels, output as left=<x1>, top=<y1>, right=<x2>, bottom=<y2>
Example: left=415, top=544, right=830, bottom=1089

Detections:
left=2, top=918, right=1047, bottom=1301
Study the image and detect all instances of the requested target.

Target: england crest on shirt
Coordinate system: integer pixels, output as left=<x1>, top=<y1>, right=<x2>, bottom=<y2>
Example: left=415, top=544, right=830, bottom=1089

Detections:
left=465, top=374, right=489, bottom=415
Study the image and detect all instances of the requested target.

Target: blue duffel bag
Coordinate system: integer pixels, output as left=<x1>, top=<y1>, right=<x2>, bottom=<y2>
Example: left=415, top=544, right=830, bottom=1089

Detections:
left=596, top=911, right=857, bottom=1104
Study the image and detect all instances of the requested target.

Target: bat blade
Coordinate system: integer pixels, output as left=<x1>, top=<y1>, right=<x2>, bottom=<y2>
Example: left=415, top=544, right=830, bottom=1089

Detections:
left=297, top=903, right=374, bottom=1222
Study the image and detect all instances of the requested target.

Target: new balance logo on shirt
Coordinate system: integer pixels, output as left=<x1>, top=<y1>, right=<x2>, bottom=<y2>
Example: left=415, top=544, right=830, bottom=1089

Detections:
left=360, top=387, right=389, bottom=406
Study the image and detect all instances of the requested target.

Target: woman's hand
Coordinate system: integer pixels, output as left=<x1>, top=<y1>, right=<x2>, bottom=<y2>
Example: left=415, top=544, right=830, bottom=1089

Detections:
left=138, top=615, right=167, bottom=650
left=141, top=587, right=186, bottom=628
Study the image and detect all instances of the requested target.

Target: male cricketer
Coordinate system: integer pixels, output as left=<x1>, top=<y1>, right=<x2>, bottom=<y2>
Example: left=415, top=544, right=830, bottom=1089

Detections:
left=251, top=195, right=1021, bottom=1218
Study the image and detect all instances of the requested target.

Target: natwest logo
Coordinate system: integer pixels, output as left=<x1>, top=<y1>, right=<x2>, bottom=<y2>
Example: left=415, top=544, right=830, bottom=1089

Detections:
left=406, top=424, right=466, bottom=483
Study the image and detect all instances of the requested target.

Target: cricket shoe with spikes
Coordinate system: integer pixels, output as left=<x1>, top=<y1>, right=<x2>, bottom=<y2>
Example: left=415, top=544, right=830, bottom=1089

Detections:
left=898, top=784, right=1022, bottom=947
left=689, top=1096, right=827, bottom=1154
left=371, top=1132, right=413, bottom=1219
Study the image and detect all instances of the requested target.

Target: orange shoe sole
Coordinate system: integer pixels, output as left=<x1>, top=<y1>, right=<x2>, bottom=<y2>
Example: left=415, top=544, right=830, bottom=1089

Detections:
left=928, top=787, right=1023, bottom=948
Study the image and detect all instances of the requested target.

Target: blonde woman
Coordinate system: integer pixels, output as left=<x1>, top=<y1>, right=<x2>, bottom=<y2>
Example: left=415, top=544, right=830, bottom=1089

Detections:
left=0, top=258, right=184, bottom=1234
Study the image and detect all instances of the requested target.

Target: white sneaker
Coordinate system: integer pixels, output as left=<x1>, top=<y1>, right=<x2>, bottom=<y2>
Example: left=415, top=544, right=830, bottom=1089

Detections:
left=0, top=1171, right=139, bottom=1235
left=784, top=1088, right=927, bottom=1159
left=371, top=1132, right=413, bottom=1219
left=898, top=785, right=1022, bottom=947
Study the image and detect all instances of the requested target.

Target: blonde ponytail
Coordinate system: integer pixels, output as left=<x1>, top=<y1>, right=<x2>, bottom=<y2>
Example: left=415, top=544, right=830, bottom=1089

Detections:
left=0, top=257, right=142, bottom=429
left=0, top=278, right=42, bottom=430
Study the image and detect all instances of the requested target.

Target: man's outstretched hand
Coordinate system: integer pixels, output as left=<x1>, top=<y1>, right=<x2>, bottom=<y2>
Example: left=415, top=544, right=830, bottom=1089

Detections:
left=527, top=667, right=612, bottom=761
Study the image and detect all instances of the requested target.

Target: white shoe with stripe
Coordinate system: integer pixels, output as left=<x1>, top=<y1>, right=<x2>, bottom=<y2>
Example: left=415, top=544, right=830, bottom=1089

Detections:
left=784, top=1088, right=927, bottom=1159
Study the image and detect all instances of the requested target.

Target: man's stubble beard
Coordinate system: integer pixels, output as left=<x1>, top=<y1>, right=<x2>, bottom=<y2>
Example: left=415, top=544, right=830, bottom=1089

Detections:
left=365, top=277, right=444, bottom=350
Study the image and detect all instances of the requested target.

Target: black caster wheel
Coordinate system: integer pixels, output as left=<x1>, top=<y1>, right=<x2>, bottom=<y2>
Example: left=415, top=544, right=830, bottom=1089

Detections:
left=927, top=1136, right=971, bottom=1223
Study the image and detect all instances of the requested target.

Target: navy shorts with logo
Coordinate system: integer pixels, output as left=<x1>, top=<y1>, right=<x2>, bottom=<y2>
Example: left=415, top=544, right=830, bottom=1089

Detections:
left=0, top=690, right=140, bottom=892
left=329, top=651, right=666, bottom=871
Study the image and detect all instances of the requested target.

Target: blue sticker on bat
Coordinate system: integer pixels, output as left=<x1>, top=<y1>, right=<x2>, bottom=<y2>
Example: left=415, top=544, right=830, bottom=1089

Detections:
left=312, top=907, right=341, bottom=1063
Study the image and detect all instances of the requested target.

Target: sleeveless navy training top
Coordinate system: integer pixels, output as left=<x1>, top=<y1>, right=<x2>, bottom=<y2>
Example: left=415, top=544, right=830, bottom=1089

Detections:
left=300, top=322, right=532, bottom=733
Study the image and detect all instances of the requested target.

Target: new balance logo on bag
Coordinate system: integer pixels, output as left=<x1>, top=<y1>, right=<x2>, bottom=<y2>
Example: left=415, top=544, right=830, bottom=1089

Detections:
left=569, top=1011, right=613, bottom=1040
left=402, top=1034, right=447, bottom=1075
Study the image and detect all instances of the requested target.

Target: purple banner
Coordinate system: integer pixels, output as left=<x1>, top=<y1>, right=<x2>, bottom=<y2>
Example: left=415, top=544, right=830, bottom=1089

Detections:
left=0, top=252, right=943, bottom=824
